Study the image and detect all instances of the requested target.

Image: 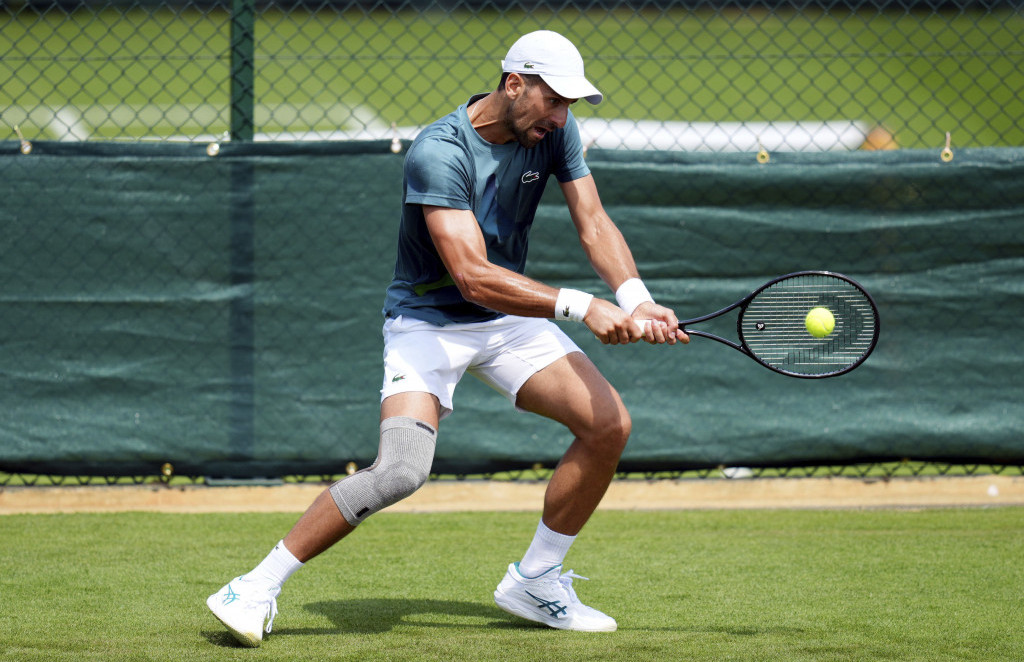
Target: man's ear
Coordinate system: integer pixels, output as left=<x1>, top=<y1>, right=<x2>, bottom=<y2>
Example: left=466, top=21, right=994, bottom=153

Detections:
left=504, top=72, right=527, bottom=100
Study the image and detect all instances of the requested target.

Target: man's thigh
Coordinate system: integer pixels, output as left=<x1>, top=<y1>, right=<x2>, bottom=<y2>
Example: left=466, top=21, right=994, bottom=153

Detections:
left=380, top=316, right=477, bottom=419
left=466, top=316, right=581, bottom=409
left=514, top=351, right=627, bottom=437
left=380, top=391, right=442, bottom=429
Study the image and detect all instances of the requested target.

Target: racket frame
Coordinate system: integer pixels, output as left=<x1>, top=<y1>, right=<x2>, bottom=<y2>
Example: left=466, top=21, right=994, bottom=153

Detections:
left=678, top=270, right=880, bottom=378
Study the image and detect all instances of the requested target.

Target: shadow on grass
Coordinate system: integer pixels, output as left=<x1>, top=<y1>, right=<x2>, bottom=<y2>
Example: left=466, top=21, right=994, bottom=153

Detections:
left=201, top=601, right=810, bottom=648
left=202, top=599, right=539, bottom=647
left=301, top=598, right=524, bottom=634
left=202, top=630, right=249, bottom=648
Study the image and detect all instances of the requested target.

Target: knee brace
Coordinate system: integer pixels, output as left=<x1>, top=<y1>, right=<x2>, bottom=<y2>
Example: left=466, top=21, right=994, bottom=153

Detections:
left=329, top=416, right=437, bottom=526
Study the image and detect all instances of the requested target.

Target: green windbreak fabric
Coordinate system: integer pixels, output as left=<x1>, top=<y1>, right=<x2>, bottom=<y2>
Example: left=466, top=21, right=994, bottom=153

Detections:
left=1, top=142, right=1021, bottom=476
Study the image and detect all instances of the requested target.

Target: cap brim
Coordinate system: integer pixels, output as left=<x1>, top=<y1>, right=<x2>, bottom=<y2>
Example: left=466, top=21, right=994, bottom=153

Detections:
left=539, top=73, right=603, bottom=105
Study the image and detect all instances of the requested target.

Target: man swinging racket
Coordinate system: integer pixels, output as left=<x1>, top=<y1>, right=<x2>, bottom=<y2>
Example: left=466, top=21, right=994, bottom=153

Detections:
left=207, top=29, right=688, bottom=646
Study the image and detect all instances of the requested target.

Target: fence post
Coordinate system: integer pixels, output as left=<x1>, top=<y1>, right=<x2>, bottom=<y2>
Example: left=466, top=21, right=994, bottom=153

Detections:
left=227, top=0, right=257, bottom=467
left=229, top=0, right=255, bottom=142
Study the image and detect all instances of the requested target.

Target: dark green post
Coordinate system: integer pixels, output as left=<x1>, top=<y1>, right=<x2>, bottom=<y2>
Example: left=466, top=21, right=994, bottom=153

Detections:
left=228, top=0, right=257, bottom=470
left=230, top=0, right=255, bottom=141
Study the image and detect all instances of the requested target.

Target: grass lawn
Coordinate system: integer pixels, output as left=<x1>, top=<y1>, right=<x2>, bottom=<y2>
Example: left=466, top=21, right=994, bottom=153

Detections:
left=1, top=507, right=1021, bottom=660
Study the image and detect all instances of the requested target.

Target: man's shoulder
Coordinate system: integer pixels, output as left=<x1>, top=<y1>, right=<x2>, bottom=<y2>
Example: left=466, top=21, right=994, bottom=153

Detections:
left=412, top=104, right=470, bottom=148
left=405, top=106, right=481, bottom=188
left=406, top=118, right=471, bottom=171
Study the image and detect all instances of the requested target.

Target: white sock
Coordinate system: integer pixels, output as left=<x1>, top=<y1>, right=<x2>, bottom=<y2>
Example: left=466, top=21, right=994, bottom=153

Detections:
left=517, top=519, right=576, bottom=578
left=246, top=540, right=304, bottom=588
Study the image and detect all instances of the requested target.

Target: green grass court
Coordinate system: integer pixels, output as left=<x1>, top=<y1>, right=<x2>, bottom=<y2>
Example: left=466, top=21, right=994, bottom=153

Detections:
left=1, top=508, right=1022, bottom=660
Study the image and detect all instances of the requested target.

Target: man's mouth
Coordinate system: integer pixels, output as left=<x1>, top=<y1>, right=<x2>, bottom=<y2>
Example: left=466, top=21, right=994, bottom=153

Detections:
left=534, top=123, right=556, bottom=139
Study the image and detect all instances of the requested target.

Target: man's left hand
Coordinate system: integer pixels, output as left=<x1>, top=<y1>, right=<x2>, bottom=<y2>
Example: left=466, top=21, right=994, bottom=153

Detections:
left=632, top=302, right=690, bottom=345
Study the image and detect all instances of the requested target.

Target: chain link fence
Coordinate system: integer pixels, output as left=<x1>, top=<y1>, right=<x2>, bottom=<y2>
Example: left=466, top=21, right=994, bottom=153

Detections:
left=1, top=0, right=1023, bottom=482
left=3, top=0, right=1023, bottom=150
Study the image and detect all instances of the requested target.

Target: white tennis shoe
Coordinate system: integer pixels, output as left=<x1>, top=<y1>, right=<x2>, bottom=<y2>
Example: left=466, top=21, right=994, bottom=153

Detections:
left=207, top=575, right=280, bottom=647
left=493, top=563, right=617, bottom=632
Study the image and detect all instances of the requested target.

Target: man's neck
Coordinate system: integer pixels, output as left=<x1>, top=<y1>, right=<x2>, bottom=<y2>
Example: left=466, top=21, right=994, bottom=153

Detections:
left=467, top=92, right=512, bottom=145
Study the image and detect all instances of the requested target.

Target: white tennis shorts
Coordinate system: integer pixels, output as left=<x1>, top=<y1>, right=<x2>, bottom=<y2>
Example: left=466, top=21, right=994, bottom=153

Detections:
left=380, top=314, right=583, bottom=420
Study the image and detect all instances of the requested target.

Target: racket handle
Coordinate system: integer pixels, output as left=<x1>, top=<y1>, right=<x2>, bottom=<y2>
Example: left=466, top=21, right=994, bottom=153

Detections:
left=635, top=319, right=676, bottom=334
left=635, top=319, right=691, bottom=344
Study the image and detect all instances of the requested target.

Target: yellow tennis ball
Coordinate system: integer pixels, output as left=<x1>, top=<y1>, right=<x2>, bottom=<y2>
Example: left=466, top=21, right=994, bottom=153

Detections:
left=805, top=307, right=835, bottom=338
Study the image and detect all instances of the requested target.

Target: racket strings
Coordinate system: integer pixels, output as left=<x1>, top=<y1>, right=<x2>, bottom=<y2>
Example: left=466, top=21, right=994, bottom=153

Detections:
left=740, top=275, right=877, bottom=376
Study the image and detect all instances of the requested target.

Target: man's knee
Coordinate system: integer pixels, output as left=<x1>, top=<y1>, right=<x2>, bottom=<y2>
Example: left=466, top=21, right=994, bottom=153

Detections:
left=329, top=417, right=437, bottom=526
left=605, top=405, right=632, bottom=450
left=582, top=401, right=631, bottom=456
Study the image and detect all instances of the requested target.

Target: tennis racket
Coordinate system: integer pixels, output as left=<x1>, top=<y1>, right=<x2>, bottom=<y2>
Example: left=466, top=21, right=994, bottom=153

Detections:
left=657, top=271, right=879, bottom=378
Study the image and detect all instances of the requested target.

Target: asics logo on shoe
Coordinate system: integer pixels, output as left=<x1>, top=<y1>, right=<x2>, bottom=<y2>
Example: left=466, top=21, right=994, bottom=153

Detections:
left=525, top=590, right=567, bottom=618
left=222, top=584, right=241, bottom=605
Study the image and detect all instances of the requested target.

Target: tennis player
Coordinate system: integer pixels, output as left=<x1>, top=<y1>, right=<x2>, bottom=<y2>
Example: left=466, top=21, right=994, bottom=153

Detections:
left=208, top=29, right=688, bottom=646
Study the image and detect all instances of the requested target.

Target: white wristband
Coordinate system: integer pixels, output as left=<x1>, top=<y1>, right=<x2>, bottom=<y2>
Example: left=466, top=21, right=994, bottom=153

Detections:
left=554, top=288, right=594, bottom=323
left=615, top=278, right=654, bottom=314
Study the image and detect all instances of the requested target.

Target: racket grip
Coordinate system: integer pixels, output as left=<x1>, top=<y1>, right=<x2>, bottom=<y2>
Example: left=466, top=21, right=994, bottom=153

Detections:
left=635, top=319, right=670, bottom=334
left=636, top=319, right=688, bottom=338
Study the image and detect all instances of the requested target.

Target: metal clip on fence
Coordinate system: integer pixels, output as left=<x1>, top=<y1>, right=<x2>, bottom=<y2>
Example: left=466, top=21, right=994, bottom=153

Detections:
left=14, top=125, right=31, bottom=155
left=390, top=122, right=402, bottom=154
left=940, top=131, right=954, bottom=162
left=756, top=140, right=770, bottom=164
left=206, top=131, right=229, bottom=157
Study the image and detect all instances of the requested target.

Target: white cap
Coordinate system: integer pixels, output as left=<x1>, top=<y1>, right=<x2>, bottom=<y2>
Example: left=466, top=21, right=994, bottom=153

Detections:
left=501, top=30, right=603, bottom=105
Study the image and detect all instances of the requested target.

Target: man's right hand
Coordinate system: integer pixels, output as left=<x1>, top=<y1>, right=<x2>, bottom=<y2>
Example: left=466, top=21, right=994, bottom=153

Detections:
left=583, top=298, right=646, bottom=345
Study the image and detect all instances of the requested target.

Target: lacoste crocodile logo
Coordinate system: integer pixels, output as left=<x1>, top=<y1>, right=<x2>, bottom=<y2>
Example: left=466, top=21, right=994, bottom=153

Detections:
left=521, top=171, right=540, bottom=184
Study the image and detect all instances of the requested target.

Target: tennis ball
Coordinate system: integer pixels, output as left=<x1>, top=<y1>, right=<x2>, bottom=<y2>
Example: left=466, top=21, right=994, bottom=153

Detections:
left=805, top=307, right=835, bottom=338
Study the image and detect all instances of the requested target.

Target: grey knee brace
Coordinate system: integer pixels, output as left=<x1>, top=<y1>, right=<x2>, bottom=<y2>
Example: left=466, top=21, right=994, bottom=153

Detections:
left=329, top=416, right=437, bottom=526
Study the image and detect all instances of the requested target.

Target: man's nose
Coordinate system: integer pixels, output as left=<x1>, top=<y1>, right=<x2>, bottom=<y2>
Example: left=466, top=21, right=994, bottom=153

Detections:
left=551, top=105, right=568, bottom=128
